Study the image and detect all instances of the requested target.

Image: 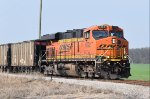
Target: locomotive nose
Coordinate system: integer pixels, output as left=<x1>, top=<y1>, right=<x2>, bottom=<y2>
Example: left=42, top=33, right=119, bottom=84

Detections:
left=96, top=37, right=128, bottom=59
left=111, top=37, right=127, bottom=58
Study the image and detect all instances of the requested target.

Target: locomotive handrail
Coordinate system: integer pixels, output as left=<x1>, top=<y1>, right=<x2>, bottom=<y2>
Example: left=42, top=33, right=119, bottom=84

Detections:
left=41, top=51, right=46, bottom=59
left=126, top=55, right=133, bottom=64
left=102, top=50, right=109, bottom=56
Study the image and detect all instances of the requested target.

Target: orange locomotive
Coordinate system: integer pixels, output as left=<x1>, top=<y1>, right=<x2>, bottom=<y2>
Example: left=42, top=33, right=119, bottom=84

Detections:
left=44, top=24, right=131, bottom=79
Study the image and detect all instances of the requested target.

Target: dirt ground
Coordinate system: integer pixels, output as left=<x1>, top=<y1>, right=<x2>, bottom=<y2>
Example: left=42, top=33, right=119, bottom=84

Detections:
left=0, top=74, right=125, bottom=99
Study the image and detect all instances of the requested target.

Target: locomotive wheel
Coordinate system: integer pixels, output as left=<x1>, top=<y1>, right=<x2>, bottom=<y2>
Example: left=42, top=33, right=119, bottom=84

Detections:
left=108, top=66, right=120, bottom=79
left=78, top=69, right=87, bottom=78
left=0, top=67, right=2, bottom=72
left=108, top=72, right=120, bottom=80
left=6, top=67, right=10, bottom=73
left=88, top=72, right=95, bottom=78
left=25, top=67, right=30, bottom=74
left=3, top=66, right=7, bottom=72
left=1, top=66, right=4, bottom=72
left=100, top=70, right=109, bottom=79
left=76, top=66, right=86, bottom=78
left=80, top=71, right=87, bottom=78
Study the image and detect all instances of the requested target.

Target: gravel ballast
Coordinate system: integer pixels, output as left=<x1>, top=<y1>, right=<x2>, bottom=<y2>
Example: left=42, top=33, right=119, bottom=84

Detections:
left=47, top=77, right=150, bottom=99
left=0, top=73, right=149, bottom=99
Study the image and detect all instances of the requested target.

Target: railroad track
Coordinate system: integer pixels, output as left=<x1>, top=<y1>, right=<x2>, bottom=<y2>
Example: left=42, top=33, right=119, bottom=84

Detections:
left=1, top=72, right=149, bottom=87
left=47, top=75, right=150, bottom=87
left=99, top=79, right=150, bottom=87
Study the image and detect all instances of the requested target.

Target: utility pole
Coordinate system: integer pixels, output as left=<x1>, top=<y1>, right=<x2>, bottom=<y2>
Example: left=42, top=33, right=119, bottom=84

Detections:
left=39, top=0, right=42, bottom=39
left=38, top=0, right=43, bottom=69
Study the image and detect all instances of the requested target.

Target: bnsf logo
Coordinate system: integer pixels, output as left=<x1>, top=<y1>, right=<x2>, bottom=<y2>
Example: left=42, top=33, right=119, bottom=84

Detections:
left=59, top=44, right=72, bottom=51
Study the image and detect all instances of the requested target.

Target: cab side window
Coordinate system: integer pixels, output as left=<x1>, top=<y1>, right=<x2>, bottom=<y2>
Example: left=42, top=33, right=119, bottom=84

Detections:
left=84, top=31, right=90, bottom=39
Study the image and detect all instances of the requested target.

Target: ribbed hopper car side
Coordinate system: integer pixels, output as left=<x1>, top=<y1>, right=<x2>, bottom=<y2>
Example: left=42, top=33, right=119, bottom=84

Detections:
left=0, top=40, right=47, bottom=73
left=0, top=44, right=11, bottom=72
left=10, top=40, right=46, bottom=72
left=11, top=41, right=35, bottom=67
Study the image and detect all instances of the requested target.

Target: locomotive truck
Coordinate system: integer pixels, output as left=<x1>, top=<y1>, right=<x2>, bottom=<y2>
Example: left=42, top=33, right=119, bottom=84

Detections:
left=0, top=24, right=131, bottom=79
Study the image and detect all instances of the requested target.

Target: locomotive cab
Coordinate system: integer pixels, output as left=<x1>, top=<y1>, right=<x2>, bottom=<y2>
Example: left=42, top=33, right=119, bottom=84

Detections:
left=83, top=25, right=131, bottom=79
left=83, top=25, right=129, bottom=60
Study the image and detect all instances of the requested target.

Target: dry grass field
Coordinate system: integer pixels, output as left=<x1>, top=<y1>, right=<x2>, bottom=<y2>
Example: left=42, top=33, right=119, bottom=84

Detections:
left=0, top=74, right=124, bottom=99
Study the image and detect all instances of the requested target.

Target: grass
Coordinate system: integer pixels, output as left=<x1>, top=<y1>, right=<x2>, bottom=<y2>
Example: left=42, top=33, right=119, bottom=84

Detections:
left=127, top=64, right=150, bottom=81
left=0, top=74, right=116, bottom=99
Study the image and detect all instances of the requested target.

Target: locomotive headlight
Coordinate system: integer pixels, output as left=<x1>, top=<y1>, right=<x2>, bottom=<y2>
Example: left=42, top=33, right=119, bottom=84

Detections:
left=107, top=62, right=110, bottom=65
left=107, top=56, right=110, bottom=58
left=124, top=55, right=127, bottom=59
left=112, top=38, right=116, bottom=44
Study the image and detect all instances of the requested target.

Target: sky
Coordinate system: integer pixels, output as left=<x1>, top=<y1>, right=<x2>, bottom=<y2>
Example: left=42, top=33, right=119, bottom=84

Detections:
left=0, top=0, right=149, bottom=48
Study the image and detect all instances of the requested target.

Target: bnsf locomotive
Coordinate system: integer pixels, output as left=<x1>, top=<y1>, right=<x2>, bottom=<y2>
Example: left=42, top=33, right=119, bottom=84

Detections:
left=0, top=24, right=131, bottom=79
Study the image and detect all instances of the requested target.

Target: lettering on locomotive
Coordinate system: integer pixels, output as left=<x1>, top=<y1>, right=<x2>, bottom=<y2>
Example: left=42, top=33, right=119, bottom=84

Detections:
left=59, top=44, right=72, bottom=51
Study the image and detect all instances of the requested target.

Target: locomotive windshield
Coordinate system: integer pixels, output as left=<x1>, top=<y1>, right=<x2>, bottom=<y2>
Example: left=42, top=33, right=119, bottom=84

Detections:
left=110, top=31, right=124, bottom=38
left=92, top=30, right=108, bottom=40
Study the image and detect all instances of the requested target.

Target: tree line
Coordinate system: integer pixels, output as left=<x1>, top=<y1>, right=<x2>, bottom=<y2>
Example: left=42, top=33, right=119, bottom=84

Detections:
left=129, top=47, right=150, bottom=64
